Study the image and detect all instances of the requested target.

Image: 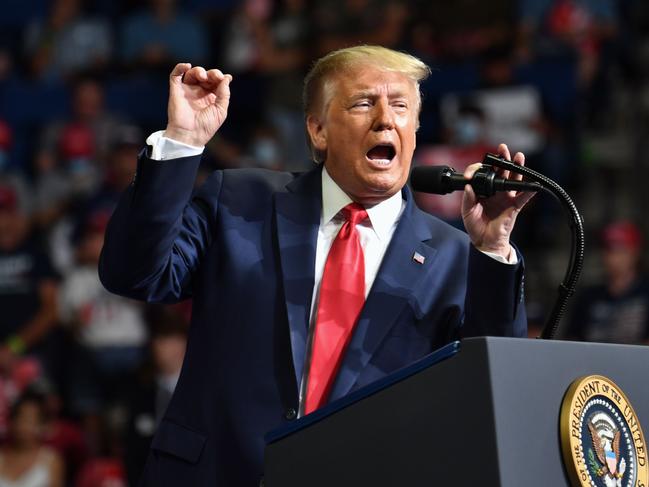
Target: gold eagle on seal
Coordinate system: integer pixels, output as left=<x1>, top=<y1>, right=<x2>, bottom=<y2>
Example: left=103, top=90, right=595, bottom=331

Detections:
left=588, top=416, right=626, bottom=487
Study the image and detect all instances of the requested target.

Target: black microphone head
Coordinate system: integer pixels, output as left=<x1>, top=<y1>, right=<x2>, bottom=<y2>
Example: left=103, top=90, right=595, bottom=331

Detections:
left=410, top=165, right=455, bottom=195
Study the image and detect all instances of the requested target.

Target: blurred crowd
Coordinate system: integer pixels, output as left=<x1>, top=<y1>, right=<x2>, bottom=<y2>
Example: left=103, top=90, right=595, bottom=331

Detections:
left=1, top=0, right=649, bottom=485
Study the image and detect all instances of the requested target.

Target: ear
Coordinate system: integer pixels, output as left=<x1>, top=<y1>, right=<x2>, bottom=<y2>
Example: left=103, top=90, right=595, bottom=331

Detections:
left=306, top=114, right=327, bottom=154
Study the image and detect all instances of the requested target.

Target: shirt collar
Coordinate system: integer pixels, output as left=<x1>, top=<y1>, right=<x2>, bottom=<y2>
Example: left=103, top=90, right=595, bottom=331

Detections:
left=321, top=167, right=403, bottom=241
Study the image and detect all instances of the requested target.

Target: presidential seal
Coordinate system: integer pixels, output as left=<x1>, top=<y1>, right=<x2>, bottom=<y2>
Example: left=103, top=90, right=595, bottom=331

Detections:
left=560, top=375, right=648, bottom=487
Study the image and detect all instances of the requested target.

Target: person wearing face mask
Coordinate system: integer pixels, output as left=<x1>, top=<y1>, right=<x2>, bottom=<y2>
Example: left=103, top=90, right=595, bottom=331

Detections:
left=99, top=45, right=533, bottom=487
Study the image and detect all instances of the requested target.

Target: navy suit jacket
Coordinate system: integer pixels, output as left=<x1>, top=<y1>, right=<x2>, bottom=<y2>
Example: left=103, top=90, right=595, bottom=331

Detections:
left=99, top=153, right=527, bottom=487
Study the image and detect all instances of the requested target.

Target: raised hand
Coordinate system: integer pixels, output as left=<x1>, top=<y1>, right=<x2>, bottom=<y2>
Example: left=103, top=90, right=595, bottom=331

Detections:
left=461, top=144, right=535, bottom=260
left=164, top=63, right=233, bottom=147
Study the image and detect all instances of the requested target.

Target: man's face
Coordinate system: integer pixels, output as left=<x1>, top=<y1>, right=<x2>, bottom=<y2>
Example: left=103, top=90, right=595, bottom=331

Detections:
left=603, top=246, right=640, bottom=278
left=308, top=64, right=418, bottom=205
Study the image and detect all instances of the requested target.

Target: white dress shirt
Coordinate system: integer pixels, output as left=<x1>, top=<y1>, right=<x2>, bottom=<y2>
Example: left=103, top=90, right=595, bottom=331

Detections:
left=146, top=130, right=204, bottom=160
left=309, top=167, right=404, bottom=314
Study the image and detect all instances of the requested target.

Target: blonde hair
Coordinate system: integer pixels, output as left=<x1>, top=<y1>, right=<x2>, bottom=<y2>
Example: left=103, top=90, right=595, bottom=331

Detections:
left=303, top=45, right=431, bottom=163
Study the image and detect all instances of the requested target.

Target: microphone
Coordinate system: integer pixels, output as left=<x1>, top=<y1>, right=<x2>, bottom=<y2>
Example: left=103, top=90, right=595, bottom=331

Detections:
left=410, top=165, right=542, bottom=198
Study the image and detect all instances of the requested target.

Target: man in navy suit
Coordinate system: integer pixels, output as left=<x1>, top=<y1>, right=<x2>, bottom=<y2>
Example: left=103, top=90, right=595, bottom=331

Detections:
left=99, top=45, right=533, bottom=486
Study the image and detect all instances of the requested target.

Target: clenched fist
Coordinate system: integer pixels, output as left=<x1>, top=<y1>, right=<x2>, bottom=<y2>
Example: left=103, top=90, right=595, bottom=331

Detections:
left=164, top=63, right=233, bottom=147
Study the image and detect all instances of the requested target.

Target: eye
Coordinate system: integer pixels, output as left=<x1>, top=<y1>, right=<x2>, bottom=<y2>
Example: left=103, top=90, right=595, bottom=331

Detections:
left=353, top=101, right=372, bottom=108
left=392, top=101, right=408, bottom=110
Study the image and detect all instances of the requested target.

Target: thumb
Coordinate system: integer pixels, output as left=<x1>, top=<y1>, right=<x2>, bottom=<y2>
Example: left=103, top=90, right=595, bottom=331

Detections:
left=461, top=183, right=478, bottom=215
left=170, top=63, right=192, bottom=86
left=463, top=162, right=482, bottom=180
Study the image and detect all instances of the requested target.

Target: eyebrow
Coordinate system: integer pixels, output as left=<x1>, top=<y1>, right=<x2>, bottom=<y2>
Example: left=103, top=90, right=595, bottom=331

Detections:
left=350, top=90, right=374, bottom=99
left=349, top=89, right=410, bottom=100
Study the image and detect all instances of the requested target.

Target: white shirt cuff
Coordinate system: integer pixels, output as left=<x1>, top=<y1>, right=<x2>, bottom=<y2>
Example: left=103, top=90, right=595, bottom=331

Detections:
left=146, top=130, right=204, bottom=161
left=481, top=247, right=518, bottom=265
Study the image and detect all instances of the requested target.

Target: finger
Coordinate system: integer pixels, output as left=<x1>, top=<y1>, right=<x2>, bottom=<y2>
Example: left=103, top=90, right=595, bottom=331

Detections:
left=511, top=152, right=525, bottom=181
left=194, top=68, right=226, bottom=93
left=497, top=143, right=511, bottom=180
left=206, top=68, right=225, bottom=84
left=462, top=162, right=482, bottom=180
left=497, top=143, right=511, bottom=161
left=201, top=69, right=227, bottom=92
left=514, top=190, right=536, bottom=210
left=170, top=63, right=192, bottom=84
left=461, top=181, right=478, bottom=214
left=183, top=66, right=208, bottom=85
left=214, top=74, right=233, bottom=113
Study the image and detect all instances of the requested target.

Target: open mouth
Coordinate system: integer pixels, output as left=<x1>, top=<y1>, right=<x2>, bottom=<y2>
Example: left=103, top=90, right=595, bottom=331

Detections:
left=366, top=144, right=396, bottom=165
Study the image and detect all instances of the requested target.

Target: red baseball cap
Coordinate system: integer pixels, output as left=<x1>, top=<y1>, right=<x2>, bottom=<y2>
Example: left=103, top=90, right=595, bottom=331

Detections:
left=59, top=123, right=94, bottom=159
left=601, top=221, right=643, bottom=250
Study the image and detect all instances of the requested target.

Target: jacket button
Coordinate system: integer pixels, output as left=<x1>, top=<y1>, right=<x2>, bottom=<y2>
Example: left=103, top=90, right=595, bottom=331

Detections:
left=284, top=408, right=297, bottom=420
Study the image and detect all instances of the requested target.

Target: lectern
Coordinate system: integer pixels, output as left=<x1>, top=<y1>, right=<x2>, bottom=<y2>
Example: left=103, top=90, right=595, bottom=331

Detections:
left=264, top=337, right=649, bottom=486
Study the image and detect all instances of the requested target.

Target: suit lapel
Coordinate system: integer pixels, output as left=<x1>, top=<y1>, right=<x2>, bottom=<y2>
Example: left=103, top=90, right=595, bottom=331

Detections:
left=329, top=188, right=438, bottom=401
left=274, top=167, right=322, bottom=386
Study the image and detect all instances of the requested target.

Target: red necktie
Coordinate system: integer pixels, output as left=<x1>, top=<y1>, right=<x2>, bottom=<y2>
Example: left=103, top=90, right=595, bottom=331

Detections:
left=305, top=203, right=368, bottom=414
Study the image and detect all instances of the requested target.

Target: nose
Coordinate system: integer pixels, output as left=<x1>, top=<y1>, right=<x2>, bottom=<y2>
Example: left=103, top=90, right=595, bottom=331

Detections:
left=372, top=99, right=395, bottom=131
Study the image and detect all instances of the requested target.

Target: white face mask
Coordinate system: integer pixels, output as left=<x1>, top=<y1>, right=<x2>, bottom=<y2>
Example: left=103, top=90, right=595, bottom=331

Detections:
left=454, top=116, right=483, bottom=145
left=252, top=138, right=279, bottom=167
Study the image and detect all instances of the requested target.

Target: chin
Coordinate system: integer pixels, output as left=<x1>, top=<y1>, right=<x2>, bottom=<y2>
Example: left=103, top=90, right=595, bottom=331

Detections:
left=358, top=179, right=402, bottom=202
left=372, top=171, right=405, bottom=189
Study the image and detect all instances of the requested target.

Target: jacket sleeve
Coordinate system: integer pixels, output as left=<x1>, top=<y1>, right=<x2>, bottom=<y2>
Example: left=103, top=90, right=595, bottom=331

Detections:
left=461, top=245, right=527, bottom=338
left=99, top=150, right=222, bottom=303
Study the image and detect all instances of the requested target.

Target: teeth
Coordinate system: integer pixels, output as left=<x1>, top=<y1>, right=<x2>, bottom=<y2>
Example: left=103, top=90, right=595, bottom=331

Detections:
left=372, top=159, right=391, bottom=165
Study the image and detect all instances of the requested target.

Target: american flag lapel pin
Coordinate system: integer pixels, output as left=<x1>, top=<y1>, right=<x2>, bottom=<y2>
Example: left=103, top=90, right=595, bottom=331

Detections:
left=412, top=251, right=425, bottom=265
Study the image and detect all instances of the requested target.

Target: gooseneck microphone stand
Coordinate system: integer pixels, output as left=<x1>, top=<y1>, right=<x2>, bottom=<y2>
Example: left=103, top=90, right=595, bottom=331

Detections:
left=482, top=153, right=585, bottom=339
